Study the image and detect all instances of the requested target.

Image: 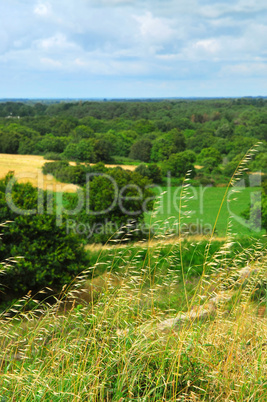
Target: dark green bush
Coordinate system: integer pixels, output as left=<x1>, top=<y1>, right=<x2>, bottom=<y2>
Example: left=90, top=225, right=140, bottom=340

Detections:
left=0, top=174, right=90, bottom=304
left=44, top=152, right=62, bottom=160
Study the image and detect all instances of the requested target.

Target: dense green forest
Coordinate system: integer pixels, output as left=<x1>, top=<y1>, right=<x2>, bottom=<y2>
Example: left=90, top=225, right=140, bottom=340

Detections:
left=0, top=98, right=266, bottom=186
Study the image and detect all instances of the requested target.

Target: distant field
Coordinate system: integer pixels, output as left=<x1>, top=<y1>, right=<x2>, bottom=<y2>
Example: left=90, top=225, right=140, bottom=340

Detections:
left=146, top=185, right=264, bottom=237
left=0, top=153, right=80, bottom=192
left=0, top=153, right=135, bottom=192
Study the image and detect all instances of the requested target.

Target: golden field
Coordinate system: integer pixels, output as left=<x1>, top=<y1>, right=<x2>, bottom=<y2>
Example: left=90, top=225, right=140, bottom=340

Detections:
left=0, top=153, right=79, bottom=192
left=0, top=153, right=135, bottom=192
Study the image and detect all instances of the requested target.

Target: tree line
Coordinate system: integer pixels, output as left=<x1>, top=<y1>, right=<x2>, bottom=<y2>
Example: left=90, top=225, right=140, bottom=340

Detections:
left=0, top=99, right=266, bottom=186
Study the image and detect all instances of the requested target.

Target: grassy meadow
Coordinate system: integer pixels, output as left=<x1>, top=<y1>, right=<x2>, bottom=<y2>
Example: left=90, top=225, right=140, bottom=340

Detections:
left=146, top=185, right=264, bottom=237
left=0, top=235, right=266, bottom=400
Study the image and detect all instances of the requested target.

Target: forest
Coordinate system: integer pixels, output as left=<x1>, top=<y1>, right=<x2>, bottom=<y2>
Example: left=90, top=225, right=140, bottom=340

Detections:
left=0, top=98, right=266, bottom=185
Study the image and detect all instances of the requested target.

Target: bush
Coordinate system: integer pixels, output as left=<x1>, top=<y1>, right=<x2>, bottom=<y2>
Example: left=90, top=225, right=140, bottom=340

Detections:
left=129, top=139, right=153, bottom=162
left=0, top=174, right=90, bottom=304
left=135, top=163, right=163, bottom=184
left=44, top=152, right=62, bottom=160
left=162, top=151, right=196, bottom=178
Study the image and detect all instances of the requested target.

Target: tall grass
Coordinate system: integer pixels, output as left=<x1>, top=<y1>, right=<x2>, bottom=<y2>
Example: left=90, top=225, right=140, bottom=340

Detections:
left=0, top=236, right=266, bottom=401
left=0, top=150, right=266, bottom=401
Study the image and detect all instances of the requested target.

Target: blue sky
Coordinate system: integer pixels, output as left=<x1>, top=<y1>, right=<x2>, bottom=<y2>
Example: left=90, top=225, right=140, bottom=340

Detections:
left=0, top=0, right=267, bottom=98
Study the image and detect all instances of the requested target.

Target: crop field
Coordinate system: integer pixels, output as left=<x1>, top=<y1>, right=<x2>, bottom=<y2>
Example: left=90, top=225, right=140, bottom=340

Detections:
left=0, top=153, right=135, bottom=192
left=146, top=185, right=264, bottom=237
left=0, top=153, right=80, bottom=192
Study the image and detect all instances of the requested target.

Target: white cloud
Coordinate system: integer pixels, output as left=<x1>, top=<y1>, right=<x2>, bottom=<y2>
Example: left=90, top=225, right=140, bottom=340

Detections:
left=235, top=0, right=267, bottom=12
left=134, top=12, right=176, bottom=44
left=194, top=39, right=220, bottom=54
left=198, top=4, right=227, bottom=19
left=220, top=63, right=267, bottom=77
left=199, top=0, right=267, bottom=19
left=34, top=2, right=51, bottom=16
left=96, top=0, right=135, bottom=4
left=35, top=33, right=78, bottom=52
left=40, top=57, right=62, bottom=68
left=0, top=0, right=266, bottom=97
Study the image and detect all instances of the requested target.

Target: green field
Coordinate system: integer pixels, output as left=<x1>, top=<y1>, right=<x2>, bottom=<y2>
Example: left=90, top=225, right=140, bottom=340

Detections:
left=145, top=185, right=264, bottom=237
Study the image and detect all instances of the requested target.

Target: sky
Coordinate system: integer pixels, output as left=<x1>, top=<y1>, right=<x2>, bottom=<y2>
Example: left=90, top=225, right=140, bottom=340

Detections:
left=0, top=0, right=267, bottom=98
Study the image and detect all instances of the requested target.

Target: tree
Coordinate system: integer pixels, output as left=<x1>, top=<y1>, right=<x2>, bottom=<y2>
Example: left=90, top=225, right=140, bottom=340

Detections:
left=71, top=125, right=95, bottom=142
left=0, top=125, right=22, bottom=154
left=215, top=123, right=234, bottom=138
left=186, top=130, right=215, bottom=153
left=41, top=163, right=154, bottom=243
left=168, top=128, right=186, bottom=154
left=129, top=139, right=152, bottom=162
left=132, top=119, right=156, bottom=134
left=42, top=161, right=109, bottom=185
left=202, top=157, right=220, bottom=174
left=50, top=117, right=78, bottom=136
left=0, top=173, right=89, bottom=303
left=241, top=191, right=267, bottom=232
left=223, top=161, right=238, bottom=178
left=34, top=134, right=69, bottom=154
left=250, top=152, right=267, bottom=173
left=223, top=154, right=244, bottom=177
left=94, top=138, right=114, bottom=163
left=74, top=168, right=154, bottom=243
left=150, top=137, right=171, bottom=162
left=135, top=163, right=163, bottom=184
left=150, top=129, right=186, bottom=162
left=146, top=164, right=163, bottom=184
left=227, top=138, right=255, bottom=161
left=61, top=143, right=79, bottom=161
left=76, top=139, right=95, bottom=162
left=198, top=147, right=222, bottom=166
left=162, top=151, right=196, bottom=178
left=135, top=163, right=148, bottom=177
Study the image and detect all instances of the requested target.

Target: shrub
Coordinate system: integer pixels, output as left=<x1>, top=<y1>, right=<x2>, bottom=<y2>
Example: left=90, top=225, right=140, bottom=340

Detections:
left=162, top=151, right=196, bottom=178
left=135, top=163, right=163, bottom=184
left=0, top=173, right=90, bottom=304
left=44, top=152, right=62, bottom=160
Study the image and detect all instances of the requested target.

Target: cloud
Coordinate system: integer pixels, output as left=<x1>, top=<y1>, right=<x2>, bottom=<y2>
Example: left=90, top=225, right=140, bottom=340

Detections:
left=0, top=0, right=266, bottom=97
left=40, top=57, right=62, bottom=68
left=34, top=2, right=51, bottom=16
left=199, top=0, right=267, bottom=19
left=35, top=33, right=78, bottom=52
left=134, top=12, right=176, bottom=44
left=194, top=39, right=220, bottom=54
left=95, top=0, right=135, bottom=5
left=220, top=62, right=267, bottom=77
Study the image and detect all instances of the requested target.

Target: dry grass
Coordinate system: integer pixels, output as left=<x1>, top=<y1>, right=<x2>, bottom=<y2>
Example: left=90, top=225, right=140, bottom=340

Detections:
left=0, top=238, right=266, bottom=401
left=100, top=163, right=136, bottom=171
left=0, top=153, right=136, bottom=193
left=85, top=235, right=228, bottom=252
left=69, top=161, right=136, bottom=171
left=0, top=153, right=79, bottom=192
